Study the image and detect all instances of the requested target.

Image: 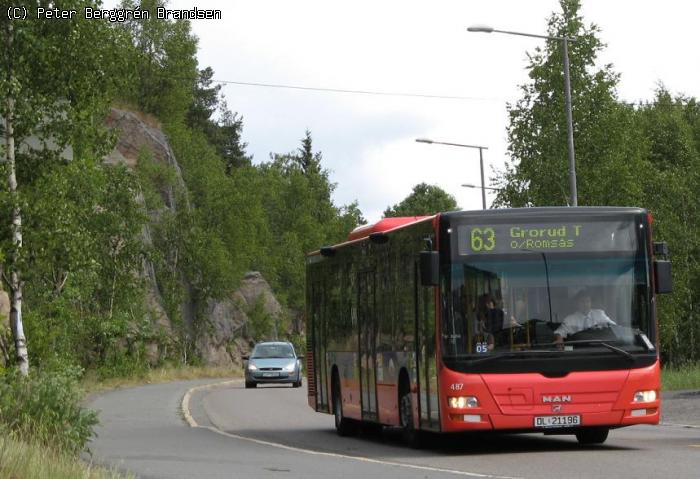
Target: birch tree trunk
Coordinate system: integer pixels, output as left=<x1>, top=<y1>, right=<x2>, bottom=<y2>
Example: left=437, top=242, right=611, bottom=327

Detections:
left=4, top=23, right=29, bottom=376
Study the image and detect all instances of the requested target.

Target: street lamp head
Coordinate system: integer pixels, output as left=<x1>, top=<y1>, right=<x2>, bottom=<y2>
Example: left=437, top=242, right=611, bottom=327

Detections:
left=462, top=183, right=501, bottom=192
left=415, top=138, right=434, bottom=144
left=467, top=24, right=494, bottom=33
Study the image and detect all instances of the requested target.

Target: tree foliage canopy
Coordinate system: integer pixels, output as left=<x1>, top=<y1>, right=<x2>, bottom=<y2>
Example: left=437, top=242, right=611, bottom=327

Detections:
left=384, top=183, right=458, bottom=217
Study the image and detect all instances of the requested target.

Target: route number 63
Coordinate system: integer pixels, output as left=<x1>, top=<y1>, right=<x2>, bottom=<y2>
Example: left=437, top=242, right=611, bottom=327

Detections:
left=470, top=227, right=496, bottom=252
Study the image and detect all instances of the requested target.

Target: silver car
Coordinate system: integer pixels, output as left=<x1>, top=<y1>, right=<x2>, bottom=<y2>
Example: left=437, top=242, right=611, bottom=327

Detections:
left=244, top=341, right=303, bottom=388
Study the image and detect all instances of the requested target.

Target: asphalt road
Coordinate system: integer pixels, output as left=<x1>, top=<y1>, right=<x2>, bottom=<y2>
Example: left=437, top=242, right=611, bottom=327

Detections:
left=87, top=379, right=700, bottom=479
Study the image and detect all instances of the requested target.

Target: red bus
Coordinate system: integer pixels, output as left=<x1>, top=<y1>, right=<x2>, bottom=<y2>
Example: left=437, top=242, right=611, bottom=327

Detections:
left=305, top=207, right=672, bottom=445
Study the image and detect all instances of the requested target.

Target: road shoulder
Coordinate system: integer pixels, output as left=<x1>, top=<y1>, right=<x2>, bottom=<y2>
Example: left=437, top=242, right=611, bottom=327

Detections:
left=661, top=390, right=700, bottom=427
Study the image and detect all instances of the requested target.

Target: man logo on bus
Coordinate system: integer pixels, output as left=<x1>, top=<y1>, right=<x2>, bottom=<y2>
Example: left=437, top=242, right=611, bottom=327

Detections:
left=542, top=395, right=572, bottom=403
left=552, top=405, right=563, bottom=413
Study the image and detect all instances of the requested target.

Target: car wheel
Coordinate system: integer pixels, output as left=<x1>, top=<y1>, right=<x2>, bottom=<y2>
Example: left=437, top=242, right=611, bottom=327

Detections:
left=575, top=427, right=609, bottom=445
left=245, top=381, right=256, bottom=389
left=333, top=376, right=357, bottom=436
left=292, top=380, right=302, bottom=388
left=399, top=388, right=423, bottom=448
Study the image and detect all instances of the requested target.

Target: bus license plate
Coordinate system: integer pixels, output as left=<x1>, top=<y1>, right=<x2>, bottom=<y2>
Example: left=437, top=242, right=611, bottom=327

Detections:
left=534, top=415, right=581, bottom=428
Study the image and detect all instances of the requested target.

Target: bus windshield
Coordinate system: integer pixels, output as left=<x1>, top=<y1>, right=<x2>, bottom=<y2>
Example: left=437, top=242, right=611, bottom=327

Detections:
left=441, top=252, right=652, bottom=359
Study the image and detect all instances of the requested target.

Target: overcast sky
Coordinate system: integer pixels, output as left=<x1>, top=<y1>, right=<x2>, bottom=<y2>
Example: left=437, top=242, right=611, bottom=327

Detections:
left=116, top=0, right=700, bottom=222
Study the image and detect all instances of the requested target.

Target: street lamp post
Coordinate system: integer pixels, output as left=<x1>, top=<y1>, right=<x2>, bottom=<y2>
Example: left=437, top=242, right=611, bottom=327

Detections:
left=468, top=24, right=578, bottom=206
left=415, top=138, right=488, bottom=209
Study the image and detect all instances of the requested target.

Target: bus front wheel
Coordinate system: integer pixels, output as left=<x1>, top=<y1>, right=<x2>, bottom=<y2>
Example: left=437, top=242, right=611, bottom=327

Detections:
left=575, top=427, right=609, bottom=445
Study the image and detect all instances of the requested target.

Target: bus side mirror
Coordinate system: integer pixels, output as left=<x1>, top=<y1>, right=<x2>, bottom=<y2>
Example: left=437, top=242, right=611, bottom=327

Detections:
left=420, top=251, right=439, bottom=286
left=654, top=260, right=672, bottom=294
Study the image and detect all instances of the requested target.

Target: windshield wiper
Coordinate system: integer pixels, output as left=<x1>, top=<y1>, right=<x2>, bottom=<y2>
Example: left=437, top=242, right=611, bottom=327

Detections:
left=563, top=339, right=635, bottom=360
left=467, top=350, right=563, bottom=365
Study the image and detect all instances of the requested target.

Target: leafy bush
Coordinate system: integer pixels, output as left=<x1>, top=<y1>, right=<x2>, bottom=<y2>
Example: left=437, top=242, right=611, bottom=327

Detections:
left=0, top=367, right=98, bottom=455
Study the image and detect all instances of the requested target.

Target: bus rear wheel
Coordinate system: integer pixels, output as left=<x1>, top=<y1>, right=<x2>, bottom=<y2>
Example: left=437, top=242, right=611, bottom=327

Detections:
left=575, top=427, right=609, bottom=445
left=333, top=377, right=357, bottom=436
left=399, top=389, right=423, bottom=448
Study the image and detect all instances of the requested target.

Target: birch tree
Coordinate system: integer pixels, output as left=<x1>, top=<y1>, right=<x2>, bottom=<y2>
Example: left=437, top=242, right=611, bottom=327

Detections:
left=3, top=22, right=28, bottom=373
left=1, top=2, right=128, bottom=374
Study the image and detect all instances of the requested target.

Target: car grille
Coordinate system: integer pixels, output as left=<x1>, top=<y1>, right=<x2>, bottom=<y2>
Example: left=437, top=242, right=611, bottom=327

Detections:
left=259, top=367, right=283, bottom=371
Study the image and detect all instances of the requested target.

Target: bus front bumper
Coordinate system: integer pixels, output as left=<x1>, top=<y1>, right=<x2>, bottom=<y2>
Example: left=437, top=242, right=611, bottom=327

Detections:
left=444, top=407, right=659, bottom=432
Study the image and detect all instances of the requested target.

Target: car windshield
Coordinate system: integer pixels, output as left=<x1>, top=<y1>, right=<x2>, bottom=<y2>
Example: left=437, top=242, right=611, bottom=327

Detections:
left=441, top=253, right=652, bottom=359
left=251, top=343, right=295, bottom=359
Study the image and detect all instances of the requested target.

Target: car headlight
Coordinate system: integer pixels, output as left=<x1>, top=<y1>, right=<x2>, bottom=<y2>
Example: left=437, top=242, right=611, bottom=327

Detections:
left=448, top=396, right=479, bottom=409
left=283, top=363, right=296, bottom=372
left=248, top=363, right=258, bottom=371
left=633, top=390, right=657, bottom=403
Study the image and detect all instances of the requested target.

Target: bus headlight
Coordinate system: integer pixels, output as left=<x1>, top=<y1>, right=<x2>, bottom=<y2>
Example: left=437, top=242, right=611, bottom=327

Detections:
left=449, top=396, right=479, bottom=409
left=633, top=390, right=657, bottom=403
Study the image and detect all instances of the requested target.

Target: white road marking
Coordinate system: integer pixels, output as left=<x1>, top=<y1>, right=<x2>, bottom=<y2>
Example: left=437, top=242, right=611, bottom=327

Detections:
left=181, top=380, right=522, bottom=479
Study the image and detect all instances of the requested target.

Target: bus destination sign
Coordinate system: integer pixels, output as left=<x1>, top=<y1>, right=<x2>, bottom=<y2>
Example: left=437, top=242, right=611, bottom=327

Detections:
left=457, top=221, right=638, bottom=255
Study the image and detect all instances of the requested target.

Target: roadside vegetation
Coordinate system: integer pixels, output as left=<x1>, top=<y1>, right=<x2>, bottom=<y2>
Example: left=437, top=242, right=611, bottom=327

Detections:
left=0, top=367, right=130, bottom=478
left=662, top=365, right=700, bottom=391
left=0, top=432, right=131, bottom=479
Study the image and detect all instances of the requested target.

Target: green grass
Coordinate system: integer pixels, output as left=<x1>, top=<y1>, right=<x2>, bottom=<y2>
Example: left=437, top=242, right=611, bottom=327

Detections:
left=0, top=431, right=132, bottom=479
left=82, top=365, right=241, bottom=396
left=661, top=364, right=700, bottom=391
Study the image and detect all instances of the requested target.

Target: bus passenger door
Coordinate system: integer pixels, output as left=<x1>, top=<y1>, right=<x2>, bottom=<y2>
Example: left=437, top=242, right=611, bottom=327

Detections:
left=358, top=271, right=378, bottom=421
left=416, top=261, right=440, bottom=430
left=311, top=279, right=329, bottom=412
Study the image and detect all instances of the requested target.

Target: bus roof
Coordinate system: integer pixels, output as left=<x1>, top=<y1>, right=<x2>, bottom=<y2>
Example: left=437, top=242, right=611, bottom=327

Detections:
left=307, top=215, right=436, bottom=257
left=346, top=216, right=433, bottom=242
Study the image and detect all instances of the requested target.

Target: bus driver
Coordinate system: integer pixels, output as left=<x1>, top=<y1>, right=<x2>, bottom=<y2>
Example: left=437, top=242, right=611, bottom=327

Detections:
left=554, top=289, right=615, bottom=345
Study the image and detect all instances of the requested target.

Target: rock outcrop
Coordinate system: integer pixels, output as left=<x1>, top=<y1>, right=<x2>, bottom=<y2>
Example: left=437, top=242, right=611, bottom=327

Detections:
left=105, top=108, right=284, bottom=366
left=198, top=272, right=284, bottom=367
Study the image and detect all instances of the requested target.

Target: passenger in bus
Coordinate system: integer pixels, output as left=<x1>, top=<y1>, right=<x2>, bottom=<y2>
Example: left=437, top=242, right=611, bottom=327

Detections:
left=475, top=294, right=511, bottom=351
left=478, top=294, right=520, bottom=334
left=554, top=289, right=615, bottom=345
left=477, top=294, right=502, bottom=335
